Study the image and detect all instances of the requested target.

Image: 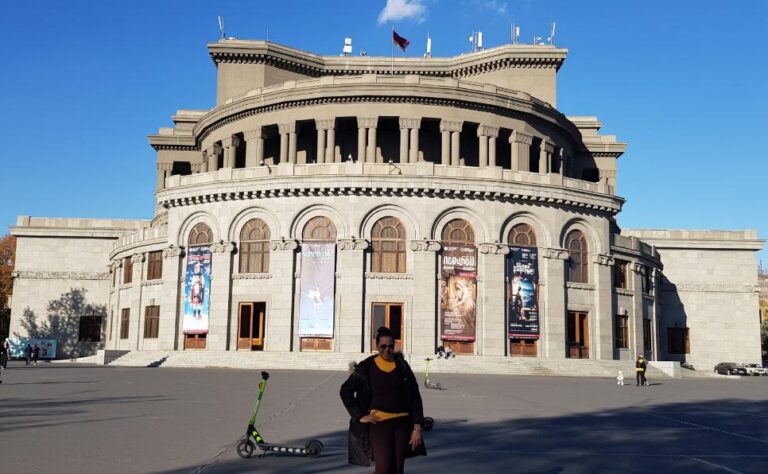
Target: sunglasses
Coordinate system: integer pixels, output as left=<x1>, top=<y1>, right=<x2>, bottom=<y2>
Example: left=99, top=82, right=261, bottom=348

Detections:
left=378, top=344, right=395, bottom=350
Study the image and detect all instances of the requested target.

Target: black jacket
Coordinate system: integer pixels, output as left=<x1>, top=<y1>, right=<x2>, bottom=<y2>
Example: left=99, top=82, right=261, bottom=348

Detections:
left=339, top=353, right=426, bottom=466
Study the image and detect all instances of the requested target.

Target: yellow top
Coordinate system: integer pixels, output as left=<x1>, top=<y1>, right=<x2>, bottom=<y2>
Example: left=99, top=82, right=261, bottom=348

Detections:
left=370, top=356, right=409, bottom=421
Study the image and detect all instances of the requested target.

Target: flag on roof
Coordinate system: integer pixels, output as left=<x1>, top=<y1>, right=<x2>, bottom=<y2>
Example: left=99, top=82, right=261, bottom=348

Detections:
left=392, top=30, right=410, bottom=52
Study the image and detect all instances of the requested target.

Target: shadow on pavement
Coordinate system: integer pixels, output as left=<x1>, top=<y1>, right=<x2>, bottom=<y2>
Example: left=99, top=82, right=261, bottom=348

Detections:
left=159, top=398, right=768, bottom=474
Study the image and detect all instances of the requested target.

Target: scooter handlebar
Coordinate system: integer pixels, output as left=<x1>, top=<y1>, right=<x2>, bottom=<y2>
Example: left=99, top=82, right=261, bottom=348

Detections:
left=261, top=371, right=270, bottom=380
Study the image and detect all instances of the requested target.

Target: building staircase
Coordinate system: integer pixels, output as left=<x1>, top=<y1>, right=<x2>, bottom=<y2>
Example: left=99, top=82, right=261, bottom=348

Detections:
left=104, top=350, right=670, bottom=379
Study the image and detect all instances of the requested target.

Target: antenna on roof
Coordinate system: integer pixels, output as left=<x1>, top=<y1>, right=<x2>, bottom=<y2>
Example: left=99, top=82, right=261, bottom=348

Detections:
left=217, top=15, right=225, bottom=40
left=425, top=31, right=432, bottom=58
left=548, top=21, right=556, bottom=46
left=342, top=37, right=352, bottom=56
left=469, top=30, right=483, bottom=52
left=511, top=23, right=520, bottom=44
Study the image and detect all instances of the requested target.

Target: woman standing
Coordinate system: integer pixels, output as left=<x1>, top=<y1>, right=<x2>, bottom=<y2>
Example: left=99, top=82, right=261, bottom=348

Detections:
left=340, top=327, right=426, bottom=473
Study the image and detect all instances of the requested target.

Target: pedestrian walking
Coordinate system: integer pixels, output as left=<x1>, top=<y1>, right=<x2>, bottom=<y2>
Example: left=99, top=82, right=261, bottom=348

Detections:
left=24, top=343, right=32, bottom=366
left=616, top=370, right=624, bottom=386
left=0, top=338, right=9, bottom=369
left=32, top=344, right=40, bottom=366
left=635, top=355, right=647, bottom=386
left=340, top=326, right=426, bottom=473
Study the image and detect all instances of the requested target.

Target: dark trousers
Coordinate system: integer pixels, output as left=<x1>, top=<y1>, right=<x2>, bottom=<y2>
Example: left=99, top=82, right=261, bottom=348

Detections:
left=369, top=416, right=411, bottom=474
left=636, top=371, right=646, bottom=386
left=25, top=355, right=31, bottom=366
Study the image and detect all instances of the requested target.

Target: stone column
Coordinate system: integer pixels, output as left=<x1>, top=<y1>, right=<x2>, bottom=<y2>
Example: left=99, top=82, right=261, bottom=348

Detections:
left=108, top=260, right=121, bottom=348
left=478, top=243, right=509, bottom=356
left=325, top=122, right=337, bottom=163
left=221, top=136, right=240, bottom=169
left=316, top=120, right=334, bottom=164
left=356, top=120, right=367, bottom=162
left=208, top=241, right=236, bottom=351
left=278, top=123, right=291, bottom=164
left=542, top=248, right=568, bottom=358
left=409, top=240, right=441, bottom=355
left=156, top=163, right=172, bottom=191
left=593, top=253, right=615, bottom=360
left=556, top=148, right=565, bottom=176
left=200, top=151, right=209, bottom=173
left=477, top=125, right=498, bottom=168
left=368, top=126, right=378, bottom=163
left=510, top=131, right=533, bottom=172
left=207, top=144, right=221, bottom=172
left=129, top=253, right=145, bottom=350
left=488, top=127, right=498, bottom=167
left=539, top=138, right=554, bottom=174
left=288, top=125, right=298, bottom=164
left=409, top=126, right=420, bottom=163
left=357, top=118, right=377, bottom=163
left=244, top=128, right=263, bottom=168
left=159, top=245, right=184, bottom=351
left=399, top=121, right=409, bottom=163
left=440, top=120, right=462, bottom=166
left=631, top=262, right=645, bottom=358
left=268, top=239, right=298, bottom=351
left=337, top=238, right=369, bottom=352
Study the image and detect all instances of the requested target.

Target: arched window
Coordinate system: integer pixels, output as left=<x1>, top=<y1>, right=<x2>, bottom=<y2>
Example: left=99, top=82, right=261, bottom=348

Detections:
left=566, top=229, right=588, bottom=283
left=441, top=219, right=475, bottom=244
left=239, top=219, right=270, bottom=273
left=302, top=216, right=337, bottom=242
left=188, top=223, right=213, bottom=246
left=508, top=223, right=537, bottom=247
left=372, top=217, right=406, bottom=273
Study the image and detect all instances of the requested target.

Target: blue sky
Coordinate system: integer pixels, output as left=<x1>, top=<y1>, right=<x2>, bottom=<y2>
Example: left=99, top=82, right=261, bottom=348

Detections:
left=1, top=0, right=766, bottom=265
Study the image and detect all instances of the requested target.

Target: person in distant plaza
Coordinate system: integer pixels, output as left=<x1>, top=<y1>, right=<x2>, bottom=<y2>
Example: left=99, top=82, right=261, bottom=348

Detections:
left=635, top=355, right=647, bottom=386
left=340, top=326, right=426, bottom=473
left=32, top=344, right=40, bottom=366
left=616, top=370, right=625, bottom=386
left=24, top=343, right=32, bottom=366
left=0, top=338, right=9, bottom=369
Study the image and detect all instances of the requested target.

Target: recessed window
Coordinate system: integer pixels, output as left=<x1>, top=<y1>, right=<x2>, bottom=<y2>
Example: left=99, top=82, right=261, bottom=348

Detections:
left=78, top=315, right=102, bottom=342
left=667, top=327, right=690, bottom=354
left=144, top=305, right=160, bottom=339
left=372, top=217, right=406, bottom=273
left=615, top=315, right=629, bottom=349
left=146, top=251, right=163, bottom=280
left=566, top=230, right=588, bottom=283
left=123, top=257, right=133, bottom=284
left=120, top=309, right=130, bottom=339
left=614, top=259, right=629, bottom=289
left=239, top=219, right=270, bottom=273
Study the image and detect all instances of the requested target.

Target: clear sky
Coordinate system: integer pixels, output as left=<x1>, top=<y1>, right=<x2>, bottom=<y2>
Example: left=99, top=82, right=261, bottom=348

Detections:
left=1, top=0, right=766, bottom=265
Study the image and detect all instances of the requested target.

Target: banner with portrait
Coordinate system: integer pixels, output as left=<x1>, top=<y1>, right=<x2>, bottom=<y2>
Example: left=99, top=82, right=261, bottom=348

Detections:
left=298, top=243, right=336, bottom=338
left=183, top=245, right=212, bottom=334
left=7, top=338, right=58, bottom=359
left=506, top=247, right=540, bottom=339
left=440, top=245, right=477, bottom=342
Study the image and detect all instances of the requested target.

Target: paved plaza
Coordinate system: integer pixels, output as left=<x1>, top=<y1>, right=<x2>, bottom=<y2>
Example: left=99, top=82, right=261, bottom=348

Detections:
left=1, top=362, right=767, bottom=473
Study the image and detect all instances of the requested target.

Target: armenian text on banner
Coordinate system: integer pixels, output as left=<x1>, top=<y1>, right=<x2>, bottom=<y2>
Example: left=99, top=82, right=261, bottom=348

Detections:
left=506, top=247, right=540, bottom=339
left=298, top=243, right=336, bottom=338
left=440, top=245, right=477, bottom=342
left=183, top=245, right=212, bottom=334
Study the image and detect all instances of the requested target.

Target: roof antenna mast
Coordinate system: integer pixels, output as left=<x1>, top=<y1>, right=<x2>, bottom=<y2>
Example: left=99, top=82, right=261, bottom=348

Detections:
left=548, top=21, right=556, bottom=46
left=218, top=15, right=225, bottom=40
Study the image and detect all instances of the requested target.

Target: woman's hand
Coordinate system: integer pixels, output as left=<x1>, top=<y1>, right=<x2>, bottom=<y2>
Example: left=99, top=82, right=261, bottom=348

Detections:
left=359, top=413, right=381, bottom=424
left=409, top=425, right=422, bottom=449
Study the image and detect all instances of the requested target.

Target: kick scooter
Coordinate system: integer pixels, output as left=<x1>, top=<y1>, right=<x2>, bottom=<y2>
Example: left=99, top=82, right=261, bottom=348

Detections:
left=424, top=358, right=444, bottom=390
left=236, top=371, right=324, bottom=459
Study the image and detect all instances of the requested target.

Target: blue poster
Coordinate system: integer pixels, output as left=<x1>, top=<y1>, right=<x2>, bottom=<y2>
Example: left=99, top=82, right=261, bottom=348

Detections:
left=183, top=245, right=212, bottom=334
left=506, top=247, right=540, bottom=339
left=298, top=243, right=336, bottom=338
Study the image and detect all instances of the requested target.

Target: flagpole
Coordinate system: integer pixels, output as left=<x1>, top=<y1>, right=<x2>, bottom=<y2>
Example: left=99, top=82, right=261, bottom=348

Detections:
left=391, top=26, right=394, bottom=74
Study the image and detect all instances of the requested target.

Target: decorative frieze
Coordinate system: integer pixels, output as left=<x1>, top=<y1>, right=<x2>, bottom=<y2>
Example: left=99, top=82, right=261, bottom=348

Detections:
left=141, top=280, right=164, bottom=287
left=510, top=131, right=534, bottom=145
left=131, top=253, right=145, bottom=264
left=632, top=262, right=647, bottom=274
left=162, top=245, right=185, bottom=259
left=270, top=238, right=298, bottom=252
left=439, top=120, right=463, bottom=133
left=478, top=242, right=509, bottom=255
left=210, top=241, right=236, bottom=253
left=338, top=238, right=369, bottom=251
left=398, top=118, right=421, bottom=129
left=357, top=117, right=378, bottom=129
left=541, top=140, right=555, bottom=154
left=232, top=273, right=273, bottom=280
left=593, top=254, right=615, bottom=266
left=11, top=270, right=110, bottom=281
left=315, top=119, right=335, bottom=130
left=365, top=272, right=414, bottom=280
left=244, top=128, right=264, bottom=140
left=542, top=248, right=568, bottom=260
left=477, top=125, right=499, bottom=138
left=615, top=288, right=634, bottom=297
left=409, top=239, right=441, bottom=252
left=278, top=122, right=296, bottom=134
left=566, top=282, right=596, bottom=291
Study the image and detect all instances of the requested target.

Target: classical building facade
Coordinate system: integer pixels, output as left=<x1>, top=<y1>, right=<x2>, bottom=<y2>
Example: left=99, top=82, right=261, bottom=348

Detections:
left=9, top=40, right=764, bottom=370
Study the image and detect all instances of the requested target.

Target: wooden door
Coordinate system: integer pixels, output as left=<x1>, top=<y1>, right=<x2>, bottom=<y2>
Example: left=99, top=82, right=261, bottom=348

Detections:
left=184, top=333, right=207, bottom=350
left=510, top=338, right=538, bottom=357
left=567, top=311, right=589, bottom=359
left=371, top=303, right=404, bottom=352
left=237, top=302, right=265, bottom=351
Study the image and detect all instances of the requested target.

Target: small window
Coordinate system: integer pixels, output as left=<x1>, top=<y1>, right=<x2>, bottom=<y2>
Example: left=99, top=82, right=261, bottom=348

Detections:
left=508, top=223, right=537, bottom=248
left=642, top=267, right=653, bottom=294
left=615, top=315, right=629, bottom=349
left=667, top=327, right=689, bottom=354
left=566, top=230, right=588, bottom=283
left=120, top=309, right=130, bottom=339
left=78, top=315, right=102, bottom=342
left=144, top=305, right=160, bottom=339
left=614, top=259, right=629, bottom=289
left=371, top=217, right=406, bottom=273
left=146, top=251, right=163, bottom=280
left=189, top=223, right=213, bottom=246
left=240, top=219, right=271, bottom=273
left=123, top=257, right=133, bottom=284
left=643, top=319, right=652, bottom=352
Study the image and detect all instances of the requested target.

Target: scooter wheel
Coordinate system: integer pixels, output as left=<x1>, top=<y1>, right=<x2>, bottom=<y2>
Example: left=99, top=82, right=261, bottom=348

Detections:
left=305, top=439, right=323, bottom=458
left=237, top=438, right=256, bottom=459
left=422, top=417, right=434, bottom=432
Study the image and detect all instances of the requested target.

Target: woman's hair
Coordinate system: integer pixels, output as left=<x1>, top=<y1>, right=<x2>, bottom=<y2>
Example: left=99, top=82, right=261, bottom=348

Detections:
left=375, top=326, right=393, bottom=344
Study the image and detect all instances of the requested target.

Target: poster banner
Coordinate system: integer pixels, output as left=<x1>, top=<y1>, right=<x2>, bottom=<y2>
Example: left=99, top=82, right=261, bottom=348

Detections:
left=7, top=338, right=58, bottom=359
left=506, top=247, right=540, bottom=339
left=440, top=245, right=477, bottom=342
left=183, top=245, right=212, bottom=334
left=298, top=243, right=336, bottom=338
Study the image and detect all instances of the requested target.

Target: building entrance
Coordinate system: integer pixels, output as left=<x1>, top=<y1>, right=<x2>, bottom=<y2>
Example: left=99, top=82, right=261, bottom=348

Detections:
left=371, top=303, right=403, bottom=352
left=237, top=302, right=265, bottom=351
left=567, top=311, right=589, bottom=359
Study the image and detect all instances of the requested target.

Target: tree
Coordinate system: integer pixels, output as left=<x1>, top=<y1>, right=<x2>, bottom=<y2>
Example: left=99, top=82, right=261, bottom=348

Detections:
left=0, top=233, right=15, bottom=310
